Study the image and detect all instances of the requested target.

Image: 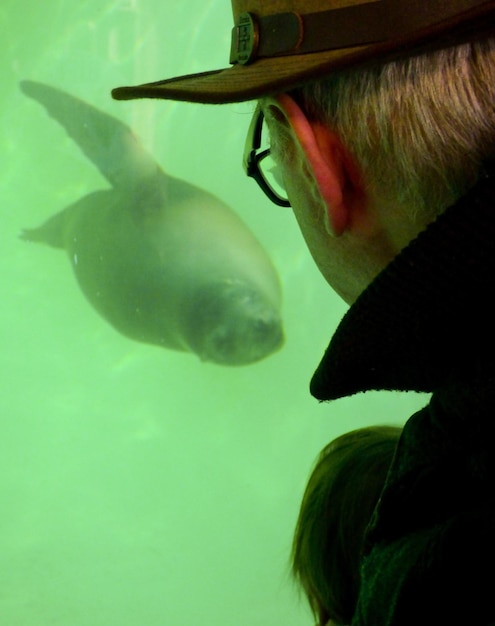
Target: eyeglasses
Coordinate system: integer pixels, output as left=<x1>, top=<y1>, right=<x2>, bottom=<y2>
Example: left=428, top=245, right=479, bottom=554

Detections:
left=243, top=107, right=291, bottom=207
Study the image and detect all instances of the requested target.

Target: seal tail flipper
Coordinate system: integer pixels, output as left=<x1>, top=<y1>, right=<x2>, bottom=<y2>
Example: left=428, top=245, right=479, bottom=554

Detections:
left=20, top=80, right=160, bottom=190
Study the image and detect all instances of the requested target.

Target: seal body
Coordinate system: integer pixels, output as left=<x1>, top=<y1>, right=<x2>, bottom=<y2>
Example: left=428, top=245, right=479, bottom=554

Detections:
left=21, top=81, right=283, bottom=365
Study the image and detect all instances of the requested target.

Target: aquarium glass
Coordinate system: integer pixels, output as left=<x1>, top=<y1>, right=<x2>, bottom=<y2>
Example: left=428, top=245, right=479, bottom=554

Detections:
left=0, top=2, right=428, bottom=625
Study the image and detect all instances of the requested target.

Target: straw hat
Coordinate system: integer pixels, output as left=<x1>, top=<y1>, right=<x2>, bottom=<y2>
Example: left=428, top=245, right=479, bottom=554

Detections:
left=112, top=0, right=495, bottom=104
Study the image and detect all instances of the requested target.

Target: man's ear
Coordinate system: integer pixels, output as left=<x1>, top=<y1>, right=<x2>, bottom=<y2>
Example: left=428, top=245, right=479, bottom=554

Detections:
left=272, top=94, right=365, bottom=237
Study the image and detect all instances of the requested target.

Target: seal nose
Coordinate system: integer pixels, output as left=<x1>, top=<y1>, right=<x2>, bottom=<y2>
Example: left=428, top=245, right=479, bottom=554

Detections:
left=228, top=312, right=284, bottom=365
left=253, top=314, right=284, bottom=352
left=199, top=310, right=284, bottom=365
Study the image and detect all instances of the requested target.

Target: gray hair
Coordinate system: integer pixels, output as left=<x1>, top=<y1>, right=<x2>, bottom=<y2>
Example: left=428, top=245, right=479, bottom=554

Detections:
left=294, top=38, right=495, bottom=222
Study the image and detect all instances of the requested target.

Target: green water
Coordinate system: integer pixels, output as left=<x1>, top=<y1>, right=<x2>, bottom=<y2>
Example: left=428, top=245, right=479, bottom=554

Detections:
left=0, top=2, right=427, bottom=624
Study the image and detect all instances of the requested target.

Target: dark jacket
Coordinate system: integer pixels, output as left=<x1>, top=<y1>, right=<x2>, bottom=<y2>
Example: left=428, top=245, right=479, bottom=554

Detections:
left=310, top=161, right=495, bottom=625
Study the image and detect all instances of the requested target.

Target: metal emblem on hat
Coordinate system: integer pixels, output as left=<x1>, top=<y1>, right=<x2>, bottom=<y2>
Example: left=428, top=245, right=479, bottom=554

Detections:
left=230, top=12, right=260, bottom=65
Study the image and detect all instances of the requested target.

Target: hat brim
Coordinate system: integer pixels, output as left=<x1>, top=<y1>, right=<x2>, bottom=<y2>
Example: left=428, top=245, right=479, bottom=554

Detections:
left=112, top=45, right=368, bottom=104
left=112, top=3, right=495, bottom=104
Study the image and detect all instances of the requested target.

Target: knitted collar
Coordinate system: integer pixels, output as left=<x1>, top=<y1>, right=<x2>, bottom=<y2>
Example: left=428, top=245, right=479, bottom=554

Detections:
left=310, top=161, right=495, bottom=402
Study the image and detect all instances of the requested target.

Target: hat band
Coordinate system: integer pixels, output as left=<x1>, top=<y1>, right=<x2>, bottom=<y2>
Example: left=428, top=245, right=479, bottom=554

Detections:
left=230, top=0, right=492, bottom=65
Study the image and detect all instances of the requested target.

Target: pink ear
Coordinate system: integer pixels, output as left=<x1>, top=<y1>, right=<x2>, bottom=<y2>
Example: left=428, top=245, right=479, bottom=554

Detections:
left=274, top=94, right=349, bottom=236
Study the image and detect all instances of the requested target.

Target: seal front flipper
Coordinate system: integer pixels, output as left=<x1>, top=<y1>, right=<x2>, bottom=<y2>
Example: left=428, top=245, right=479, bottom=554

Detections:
left=20, top=80, right=160, bottom=190
left=20, top=206, right=71, bottom=249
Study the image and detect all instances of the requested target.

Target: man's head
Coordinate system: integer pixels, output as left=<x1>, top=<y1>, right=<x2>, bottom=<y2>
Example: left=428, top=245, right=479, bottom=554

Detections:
left=257, top=40, right=495, bottom=301
left=112, top=1, right=495, bottom=302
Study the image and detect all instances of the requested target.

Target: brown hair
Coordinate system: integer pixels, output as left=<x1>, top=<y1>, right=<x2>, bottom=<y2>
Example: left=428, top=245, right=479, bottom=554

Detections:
left=291, top=425, right=401, bottom=625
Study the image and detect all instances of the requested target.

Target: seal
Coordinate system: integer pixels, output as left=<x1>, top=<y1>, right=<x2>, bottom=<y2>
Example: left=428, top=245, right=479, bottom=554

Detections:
left=20, top=81, right=284, bottom=365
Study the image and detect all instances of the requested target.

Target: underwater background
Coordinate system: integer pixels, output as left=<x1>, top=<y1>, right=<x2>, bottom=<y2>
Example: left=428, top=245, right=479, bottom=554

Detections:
left=1, top=1, right=428, bottom=625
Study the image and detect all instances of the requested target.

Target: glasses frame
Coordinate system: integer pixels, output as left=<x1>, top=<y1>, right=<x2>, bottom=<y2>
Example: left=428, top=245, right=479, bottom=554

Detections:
left=243, top=107, right=291, bottom=208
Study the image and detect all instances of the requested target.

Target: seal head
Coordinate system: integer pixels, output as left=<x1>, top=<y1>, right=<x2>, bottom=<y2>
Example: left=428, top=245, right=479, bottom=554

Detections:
left=182, top=279, right=283, bottom=365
